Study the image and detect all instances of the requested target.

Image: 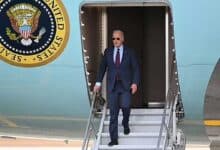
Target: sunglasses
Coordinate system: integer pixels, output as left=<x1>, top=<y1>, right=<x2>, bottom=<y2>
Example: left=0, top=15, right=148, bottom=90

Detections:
left=112, top=37, right=120, bottom=41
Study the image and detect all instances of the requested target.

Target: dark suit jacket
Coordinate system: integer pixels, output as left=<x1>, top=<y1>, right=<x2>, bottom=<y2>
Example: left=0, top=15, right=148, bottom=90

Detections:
left=96, top=46, right=140, bottom=92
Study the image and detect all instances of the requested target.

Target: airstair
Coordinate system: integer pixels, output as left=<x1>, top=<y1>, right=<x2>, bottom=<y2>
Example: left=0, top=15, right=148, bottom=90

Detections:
left=82, top=92, right=185, bottom=150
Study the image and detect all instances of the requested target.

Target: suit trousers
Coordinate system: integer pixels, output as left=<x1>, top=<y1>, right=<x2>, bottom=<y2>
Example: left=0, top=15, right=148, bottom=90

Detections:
left=108, top=80, right=131, bottom=141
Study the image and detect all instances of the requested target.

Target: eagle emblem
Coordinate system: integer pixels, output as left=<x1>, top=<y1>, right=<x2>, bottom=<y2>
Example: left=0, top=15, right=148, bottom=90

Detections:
left=6, top=3, right=46, bottom=46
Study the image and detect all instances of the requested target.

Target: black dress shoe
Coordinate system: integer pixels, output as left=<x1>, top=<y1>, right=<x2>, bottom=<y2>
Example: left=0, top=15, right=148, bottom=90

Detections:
left=108, top=140, right=118, bottom=146
left=124, top=127, right=130, bottom=135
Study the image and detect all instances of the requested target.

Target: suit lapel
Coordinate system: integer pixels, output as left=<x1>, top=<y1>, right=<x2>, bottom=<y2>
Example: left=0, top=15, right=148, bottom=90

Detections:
left=121, top=46, right=127, bottom=65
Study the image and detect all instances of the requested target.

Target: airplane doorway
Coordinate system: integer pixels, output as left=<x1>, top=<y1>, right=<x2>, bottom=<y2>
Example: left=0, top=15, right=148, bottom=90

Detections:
left=80, top=6, right=167, bottom=108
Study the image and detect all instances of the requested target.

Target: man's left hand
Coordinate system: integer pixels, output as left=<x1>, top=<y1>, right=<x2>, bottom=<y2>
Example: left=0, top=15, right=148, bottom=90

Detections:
left=130, top=84, right=137, bottom=94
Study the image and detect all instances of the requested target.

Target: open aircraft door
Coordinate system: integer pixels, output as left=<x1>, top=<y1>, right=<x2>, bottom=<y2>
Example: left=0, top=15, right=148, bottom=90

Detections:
left=79, top=0, right=184, bottom=112
left=80, top=1, right=186, bottom=149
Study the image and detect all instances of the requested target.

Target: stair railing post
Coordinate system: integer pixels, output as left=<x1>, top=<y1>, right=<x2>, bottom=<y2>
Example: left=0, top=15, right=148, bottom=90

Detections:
left=172, top=95, right=178, bottom=145
left=94, top=102, right=107, bottom=150
left=82, top=93, right=97, bottom=150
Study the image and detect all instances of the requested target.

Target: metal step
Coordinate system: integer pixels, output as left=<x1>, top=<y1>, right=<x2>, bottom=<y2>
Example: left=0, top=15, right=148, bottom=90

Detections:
left=105, top=115, right=168, bottom=122
left=98, top=144, right=163, bottom=150
left=104, top=120, right=163, bottom=125
left=101, top=132, right=166, bottom=137
left=103, top=122, right=165, bottom=133
left=100, top=132, right=165, bottom=145
left=106, top=109, right=170, bottom=115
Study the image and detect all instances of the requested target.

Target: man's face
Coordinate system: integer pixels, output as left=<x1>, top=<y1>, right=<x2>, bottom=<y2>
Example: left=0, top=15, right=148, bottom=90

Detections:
left=112, top=32, right=124, bottom=48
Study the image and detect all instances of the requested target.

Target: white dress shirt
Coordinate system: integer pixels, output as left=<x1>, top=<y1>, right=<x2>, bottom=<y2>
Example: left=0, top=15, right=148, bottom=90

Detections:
left=113, top=45, right=123, bottom=63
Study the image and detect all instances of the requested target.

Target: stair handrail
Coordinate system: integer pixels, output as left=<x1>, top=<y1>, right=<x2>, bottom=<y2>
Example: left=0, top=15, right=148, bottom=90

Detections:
left=157, top=87, right=178, bottom=150
left=82, top=92, right=106, bottom=150
left=94, top=101, right=107, bottom=150
left=82, top=92, right=97, bottom=150
left=156, top=89, right=171, bottom=150
left=157, top=69, right=178, bottom=150
left=172, top=94, right=178, bottom=143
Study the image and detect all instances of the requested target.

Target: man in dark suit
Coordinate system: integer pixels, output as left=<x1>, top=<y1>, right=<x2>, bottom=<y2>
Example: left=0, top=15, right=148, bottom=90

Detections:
left=93, top=30, right=140, bottom=146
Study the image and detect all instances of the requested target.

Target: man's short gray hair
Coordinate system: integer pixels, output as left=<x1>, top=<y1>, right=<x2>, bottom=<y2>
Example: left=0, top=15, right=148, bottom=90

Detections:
left=113, top=30, right=124, bottom=40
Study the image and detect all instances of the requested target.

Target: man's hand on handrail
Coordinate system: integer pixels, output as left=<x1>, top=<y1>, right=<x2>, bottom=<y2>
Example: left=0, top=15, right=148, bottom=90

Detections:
left=93, top=85, right=101, bottom=93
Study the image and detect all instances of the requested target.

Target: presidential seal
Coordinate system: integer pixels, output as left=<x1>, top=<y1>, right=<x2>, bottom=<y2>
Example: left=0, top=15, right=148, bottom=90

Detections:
left=0, top=0, right=69, bottom=67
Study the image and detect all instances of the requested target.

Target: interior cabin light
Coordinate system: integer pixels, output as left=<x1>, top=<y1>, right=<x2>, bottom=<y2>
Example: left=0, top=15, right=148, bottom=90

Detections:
left=86, top=72, right=90, bottom=75
left=84, top=56, right=90, bottom=59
